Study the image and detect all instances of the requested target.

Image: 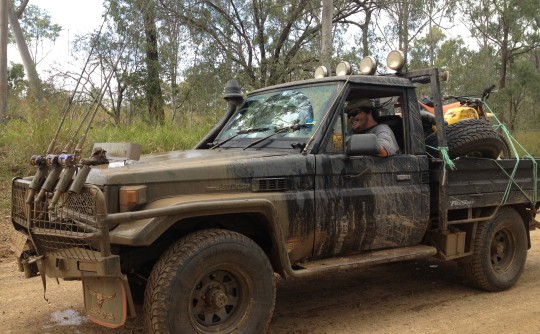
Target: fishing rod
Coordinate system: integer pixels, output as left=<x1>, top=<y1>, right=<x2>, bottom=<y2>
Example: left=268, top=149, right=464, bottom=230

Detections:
left=49, top=45, right=126, bottom=208
left=30, top=11, right=111, bottom=205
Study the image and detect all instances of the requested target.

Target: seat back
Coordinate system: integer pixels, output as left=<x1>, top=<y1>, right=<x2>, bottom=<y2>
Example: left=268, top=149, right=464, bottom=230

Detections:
left=376, top=115, right=404, bottom=152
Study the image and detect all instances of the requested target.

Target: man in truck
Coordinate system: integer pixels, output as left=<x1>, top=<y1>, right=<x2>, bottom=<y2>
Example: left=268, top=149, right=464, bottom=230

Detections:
left=345, top=98, right=400, bottom=157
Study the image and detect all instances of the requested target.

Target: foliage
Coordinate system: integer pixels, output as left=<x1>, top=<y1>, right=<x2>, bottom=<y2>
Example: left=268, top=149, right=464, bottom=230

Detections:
left=9, top=2, right=62, bottom=65
left=7, top=62, right=28, bottom=97
left=0, top=99, right=217, bottom=180
left=3, top=0, right=540, bottom=161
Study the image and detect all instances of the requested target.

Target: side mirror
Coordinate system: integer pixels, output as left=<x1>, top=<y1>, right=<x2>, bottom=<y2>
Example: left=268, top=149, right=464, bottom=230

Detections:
left=346, top=134, right=380, bottom=156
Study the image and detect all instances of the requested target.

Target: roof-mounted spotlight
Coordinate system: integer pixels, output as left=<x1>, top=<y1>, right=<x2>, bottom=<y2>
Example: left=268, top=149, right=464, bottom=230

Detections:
left=359, top=56, right=377, bottom=75
left=386, top=50, right=406, bottom=72
left=439, top=70, right=450, bottom=82
left=314, top=66, right=329, bottom=79
left=336, top=61, right=352, bottom=76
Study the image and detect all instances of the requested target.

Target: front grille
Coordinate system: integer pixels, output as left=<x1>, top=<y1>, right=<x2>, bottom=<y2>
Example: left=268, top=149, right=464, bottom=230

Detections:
left=11, top=179, right=106, bottom=261
left=11, top=179, right=29, bottom=227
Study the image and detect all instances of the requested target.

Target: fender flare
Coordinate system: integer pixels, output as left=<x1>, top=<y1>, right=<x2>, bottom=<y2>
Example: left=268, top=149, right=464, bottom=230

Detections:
left=106, top=197, right=293, bottom=276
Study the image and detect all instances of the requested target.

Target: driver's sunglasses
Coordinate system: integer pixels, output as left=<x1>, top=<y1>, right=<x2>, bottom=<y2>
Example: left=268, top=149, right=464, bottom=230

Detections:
left=347, top=109, right=366, bottom=118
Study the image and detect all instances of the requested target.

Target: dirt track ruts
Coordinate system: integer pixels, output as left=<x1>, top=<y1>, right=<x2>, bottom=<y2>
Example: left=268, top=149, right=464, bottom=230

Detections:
left=1, top=227, right=540, bottom=333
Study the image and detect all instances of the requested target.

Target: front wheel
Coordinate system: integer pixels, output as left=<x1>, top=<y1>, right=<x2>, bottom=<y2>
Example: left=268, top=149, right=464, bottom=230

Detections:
left=461, top=207, right=528, bottom=291
left=144, top=229, right=276, bottom=334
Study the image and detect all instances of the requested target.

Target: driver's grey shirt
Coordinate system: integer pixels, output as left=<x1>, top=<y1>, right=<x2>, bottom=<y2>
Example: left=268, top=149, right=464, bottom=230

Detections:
left=361, top=124, right=400, bottom=156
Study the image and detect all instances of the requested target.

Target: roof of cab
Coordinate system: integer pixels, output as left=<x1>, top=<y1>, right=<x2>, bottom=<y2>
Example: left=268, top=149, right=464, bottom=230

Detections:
left=249, top=74, right=415, bottom=96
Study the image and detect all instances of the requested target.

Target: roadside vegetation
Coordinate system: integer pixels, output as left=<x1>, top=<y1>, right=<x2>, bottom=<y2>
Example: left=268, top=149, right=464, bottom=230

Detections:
left=1, top=0, right=539, bottom=182
left=0, top=99, right=217, bottom=180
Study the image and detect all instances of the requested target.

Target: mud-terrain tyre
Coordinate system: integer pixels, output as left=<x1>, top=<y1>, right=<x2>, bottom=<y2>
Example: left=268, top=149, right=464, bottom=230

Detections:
left=425, top=118, right=510, bottom=159
left=144, top=229, right=276, bottom=334
left=461, top=207, right=527, bottom=291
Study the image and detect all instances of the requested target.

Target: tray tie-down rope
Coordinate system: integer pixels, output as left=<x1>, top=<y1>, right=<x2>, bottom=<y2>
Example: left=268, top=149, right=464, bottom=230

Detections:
left=484, top=102, right=537, bottom=206
left=425, top=103, right=537, bottom=206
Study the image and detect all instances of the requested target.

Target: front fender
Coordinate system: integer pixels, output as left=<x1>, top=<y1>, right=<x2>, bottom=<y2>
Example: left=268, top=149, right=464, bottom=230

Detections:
left=106, top=193, right=292, bottom=275
left=108, top=193, right=282, bottom=244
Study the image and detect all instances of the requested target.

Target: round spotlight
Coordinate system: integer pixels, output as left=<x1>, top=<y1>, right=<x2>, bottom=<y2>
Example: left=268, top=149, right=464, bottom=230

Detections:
left=386, top=50, right=406, bottom=72
left=439, top=70, right=450, bottom=82
left=359, top=56, right=377, bottom=75
left=314, top=66, right=329, bottom=79
left=336, top=61, right=352, bottom=76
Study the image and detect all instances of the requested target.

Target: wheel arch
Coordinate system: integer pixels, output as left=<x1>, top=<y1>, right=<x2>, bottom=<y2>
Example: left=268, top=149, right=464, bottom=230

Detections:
left=109, top=198, right=291, bottom=277
left=507, top=203, right=533, bottom=249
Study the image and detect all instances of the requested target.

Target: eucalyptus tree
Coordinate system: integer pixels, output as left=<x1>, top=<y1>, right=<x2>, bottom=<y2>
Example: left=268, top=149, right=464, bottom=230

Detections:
left=461, top=0, right=540, bottom=130
left=374, top=0, right=425, bottom=62
left=106, top=0, right=165, bottom=125
left=7, top=0, right=60, bottom=99
left=157, top=0, right=375, bottom=89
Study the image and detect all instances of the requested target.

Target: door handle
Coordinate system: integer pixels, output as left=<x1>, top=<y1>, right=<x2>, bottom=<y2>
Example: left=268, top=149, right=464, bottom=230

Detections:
left=396, top=174, right=411, bottom=181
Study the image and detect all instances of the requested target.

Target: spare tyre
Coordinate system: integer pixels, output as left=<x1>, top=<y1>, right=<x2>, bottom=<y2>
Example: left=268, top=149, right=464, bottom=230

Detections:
left=425, top=118, right=510, bottom=159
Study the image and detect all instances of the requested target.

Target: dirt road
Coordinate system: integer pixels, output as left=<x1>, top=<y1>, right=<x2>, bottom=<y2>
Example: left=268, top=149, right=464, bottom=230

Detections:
left=1, top=225, right=540, bottom=333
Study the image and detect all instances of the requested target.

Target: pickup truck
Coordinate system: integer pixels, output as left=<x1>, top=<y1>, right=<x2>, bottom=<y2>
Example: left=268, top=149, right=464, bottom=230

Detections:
left=10, top=51, right=540, bottom=333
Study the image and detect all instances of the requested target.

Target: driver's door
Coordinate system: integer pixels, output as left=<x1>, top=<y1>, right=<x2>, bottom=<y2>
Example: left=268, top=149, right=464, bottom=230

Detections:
left=313, top=104, right=430, bottom=258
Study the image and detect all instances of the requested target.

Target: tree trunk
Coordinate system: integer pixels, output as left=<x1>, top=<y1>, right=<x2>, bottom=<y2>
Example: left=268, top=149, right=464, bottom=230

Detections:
left=321, top=0, right=333, bottom=71
left=360, top=9, right=372, bottom=57
left=0, top=0, right=8, bottom=120
left=7, top=1, right=40, bottom=100
left=138, top=1, right=164, bottom=125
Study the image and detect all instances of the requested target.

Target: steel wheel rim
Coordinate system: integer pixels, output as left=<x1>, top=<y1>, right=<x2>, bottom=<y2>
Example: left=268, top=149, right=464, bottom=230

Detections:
left=490, top=228, right=515, bottom=272
left=189, top=268, right=249, bottom=332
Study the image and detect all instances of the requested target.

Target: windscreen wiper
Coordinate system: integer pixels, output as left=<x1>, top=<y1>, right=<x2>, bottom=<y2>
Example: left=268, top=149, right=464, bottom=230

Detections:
left=211, top=127, right=271, bottom=149
left=242, top=123, right=309, bottom=150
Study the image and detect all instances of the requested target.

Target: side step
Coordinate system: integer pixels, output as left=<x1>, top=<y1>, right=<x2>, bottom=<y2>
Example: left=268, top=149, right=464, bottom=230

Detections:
left=292, top=245, right=437, bottom=278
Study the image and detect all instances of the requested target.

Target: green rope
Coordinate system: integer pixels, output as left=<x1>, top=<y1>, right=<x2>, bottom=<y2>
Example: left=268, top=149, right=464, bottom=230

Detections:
left=426, top=145, right=457, bottom=170
left=439, top=146, right=457, bottom=171
left=484, top=102, right=537, bottom=205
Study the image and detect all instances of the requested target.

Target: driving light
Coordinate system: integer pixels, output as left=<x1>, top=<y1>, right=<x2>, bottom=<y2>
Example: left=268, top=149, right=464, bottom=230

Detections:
left=336, top=61, right=352, bottom=76
left=386, top=50, right=406, bottom=72
left=359, top=56, right=377, bottom=75
left=314, top=66, right=329, bottom=79
left=440, top=70, right=450, bottom=82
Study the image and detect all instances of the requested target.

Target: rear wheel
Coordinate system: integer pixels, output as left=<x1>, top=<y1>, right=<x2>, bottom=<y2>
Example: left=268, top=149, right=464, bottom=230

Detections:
left=425, top=118, right=510, bottom=159
left=462, top=207, right=528, bottom=291
left=144, top=229, right=275, bottom=334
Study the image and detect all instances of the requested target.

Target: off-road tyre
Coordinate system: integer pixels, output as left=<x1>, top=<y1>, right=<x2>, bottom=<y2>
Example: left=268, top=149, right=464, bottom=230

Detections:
left=144, top=229, right=276, bottom=334
left=425, top=118, right=510, bottom=159
left=461, top=207, right=527, bottom=291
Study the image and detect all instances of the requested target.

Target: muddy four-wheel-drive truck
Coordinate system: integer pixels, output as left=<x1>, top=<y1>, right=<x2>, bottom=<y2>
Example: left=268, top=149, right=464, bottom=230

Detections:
left=10, top=50, right=540, bottom=333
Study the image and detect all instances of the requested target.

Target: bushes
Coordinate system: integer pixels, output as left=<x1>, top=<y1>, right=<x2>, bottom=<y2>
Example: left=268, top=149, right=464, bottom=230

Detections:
left=0, top=109, right=217, bottom=180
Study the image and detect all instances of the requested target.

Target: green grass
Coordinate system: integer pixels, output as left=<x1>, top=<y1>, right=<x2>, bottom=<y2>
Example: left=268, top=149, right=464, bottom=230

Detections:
left=0, top=111, right=216, bottom=181
left=512, top=130, right=540, bottom=158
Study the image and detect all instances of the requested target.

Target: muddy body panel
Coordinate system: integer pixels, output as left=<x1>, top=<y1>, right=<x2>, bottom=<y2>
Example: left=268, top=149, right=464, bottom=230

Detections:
left=314, top=154, right=430, bottom=256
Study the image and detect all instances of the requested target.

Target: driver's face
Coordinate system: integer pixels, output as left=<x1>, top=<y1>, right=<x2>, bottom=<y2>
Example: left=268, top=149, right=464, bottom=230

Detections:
left=348, top=110, right=369, bottom=133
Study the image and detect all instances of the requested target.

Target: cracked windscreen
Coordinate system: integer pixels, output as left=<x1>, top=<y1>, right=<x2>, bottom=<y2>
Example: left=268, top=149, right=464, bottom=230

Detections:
left=215, top=84, right=339, bottom=148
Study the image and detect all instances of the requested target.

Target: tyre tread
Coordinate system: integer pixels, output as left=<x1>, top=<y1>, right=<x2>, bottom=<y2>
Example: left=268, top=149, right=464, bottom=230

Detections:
left=143, top=229, right=275, bottom=333
left=425, top=118, right=509, bottom=158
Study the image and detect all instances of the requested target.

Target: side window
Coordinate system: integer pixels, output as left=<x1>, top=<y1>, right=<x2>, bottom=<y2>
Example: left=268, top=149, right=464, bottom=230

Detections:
left=321, top=88, right=407, bottom=155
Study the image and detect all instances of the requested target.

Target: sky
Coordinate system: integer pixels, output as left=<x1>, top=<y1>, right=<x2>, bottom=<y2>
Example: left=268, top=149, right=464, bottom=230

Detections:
left=8, top=0, right=104, bottom=74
